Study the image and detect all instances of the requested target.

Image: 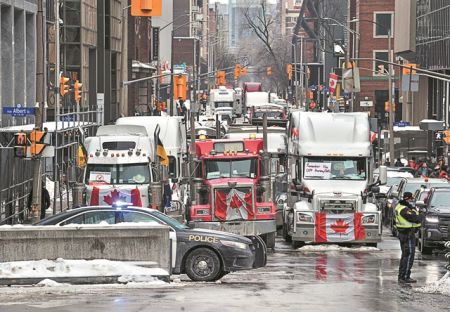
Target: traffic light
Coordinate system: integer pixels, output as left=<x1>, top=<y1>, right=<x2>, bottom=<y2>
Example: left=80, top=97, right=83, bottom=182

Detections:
left=174, top=75, right=187, bottom=100
left=14, top=132, right=27, bottom=158
left=29, top=129, right=46, bottom=157
left=131, top=0, right=162, bottom=16
left=234, top=64, right=241, bottom=80
left=74, top=80, right=82, bottom=103
left=443, top=130, right=450, bottom=144
left=216, top=71, right=226, bottom=86
left=266, top=67, right=272, bottom=76
left=287, top=64, right=293, bottom=80
left=60, top=75, right=70, bottom=97
left=384, top=101, right=396, bottom=112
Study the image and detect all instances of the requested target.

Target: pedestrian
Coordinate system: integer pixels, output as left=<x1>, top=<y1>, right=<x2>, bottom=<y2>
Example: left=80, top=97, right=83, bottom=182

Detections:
left=384, top=158, right=391, bottom=167
left=27, top=185, right=51, bottom=220
left=415, top=162, right=431, bottom=177
left=394, top=192, right=423, bottom=283
left=408, top=157, right=416, bottom=169
left=394, top=158, right=403, bottom=167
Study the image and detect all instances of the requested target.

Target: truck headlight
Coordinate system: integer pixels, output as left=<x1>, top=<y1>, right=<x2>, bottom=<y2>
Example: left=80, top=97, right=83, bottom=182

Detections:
left=221, top=240, right=248, bottom=250
left=362, top=214, right=377, bottom=224
left=297, top=212, right=313, bottom=223
left=425, top=215, right=439, bottom=223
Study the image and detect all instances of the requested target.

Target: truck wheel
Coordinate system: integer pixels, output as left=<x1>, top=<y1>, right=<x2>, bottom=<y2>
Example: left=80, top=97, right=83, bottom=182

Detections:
left=185, top=248, right=222, bottom=282
left=292, top=240, right=305, bottom=249
left=263, top=232, right=276, bottom=249
left=419, top=237, right=433, bottom=255
left=282, top=223, right=292, bottom=243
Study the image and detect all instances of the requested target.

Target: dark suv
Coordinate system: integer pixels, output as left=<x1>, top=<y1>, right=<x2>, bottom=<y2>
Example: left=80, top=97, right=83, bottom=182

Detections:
left=417, top=187, right=450, bottom=254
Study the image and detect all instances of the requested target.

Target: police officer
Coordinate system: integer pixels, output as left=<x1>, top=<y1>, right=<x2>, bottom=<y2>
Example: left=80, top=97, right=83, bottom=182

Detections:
left=394, top=191, right=423, bottom=283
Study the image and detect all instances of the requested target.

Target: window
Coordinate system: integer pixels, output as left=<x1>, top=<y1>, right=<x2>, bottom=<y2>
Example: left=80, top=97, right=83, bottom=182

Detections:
left=374, top=13, right=393, bottom=37
left=85, top=163, right=150, bottom=185
left=62, top=211, right=117, bottom=225
left=204, top=158, right=257, bottom=179
left=303, top=157, right=367, bottom=181
left=373, top=51, right=389, bottom=76
left=168, top=156, right=177, bottom=178
left=121, top=211, right=161, bottom=224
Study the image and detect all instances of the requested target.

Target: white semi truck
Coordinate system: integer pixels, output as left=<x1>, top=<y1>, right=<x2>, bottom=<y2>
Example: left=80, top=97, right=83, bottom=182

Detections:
left=209, top=86, right=236, bottom=124
left=83, top=125, right=158, bottom=208
left=283, top=112, right=387, bottom=248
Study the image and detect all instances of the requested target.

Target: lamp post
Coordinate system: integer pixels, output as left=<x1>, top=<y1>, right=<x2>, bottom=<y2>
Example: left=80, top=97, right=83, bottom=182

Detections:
left=350, top=18, right=394, bottom=163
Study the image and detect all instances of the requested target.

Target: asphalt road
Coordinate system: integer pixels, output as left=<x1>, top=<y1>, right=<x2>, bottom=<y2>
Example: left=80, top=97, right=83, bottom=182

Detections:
left=0, top=233, right=449, bottom=312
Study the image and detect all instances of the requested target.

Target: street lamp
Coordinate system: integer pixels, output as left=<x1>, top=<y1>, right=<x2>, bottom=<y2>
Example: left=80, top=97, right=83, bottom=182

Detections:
left=350, top=18, right=395, bottom=163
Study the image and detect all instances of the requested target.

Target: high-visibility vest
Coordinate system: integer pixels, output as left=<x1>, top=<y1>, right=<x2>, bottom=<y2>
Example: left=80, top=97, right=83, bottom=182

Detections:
left=394, top=204, right=421, bottom=229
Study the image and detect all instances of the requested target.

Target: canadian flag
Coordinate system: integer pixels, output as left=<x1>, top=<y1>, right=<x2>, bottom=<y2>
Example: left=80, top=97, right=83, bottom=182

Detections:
left=315, top=212, right=365, bottom=243
left=215, top=188, right=253, bottom=221
left=329, top=73, right=338, bottom=94
left=89, top=187, right=142, bottom=207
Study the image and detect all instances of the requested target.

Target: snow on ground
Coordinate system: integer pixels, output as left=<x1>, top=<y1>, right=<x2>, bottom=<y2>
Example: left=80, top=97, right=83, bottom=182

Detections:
left=416, top=272, right=450, bottom=296
left=36, top=279, right=69, bottom=287
left=0, top=258, right=168, bottom=280
left=297, top=244, right=380, bottom=252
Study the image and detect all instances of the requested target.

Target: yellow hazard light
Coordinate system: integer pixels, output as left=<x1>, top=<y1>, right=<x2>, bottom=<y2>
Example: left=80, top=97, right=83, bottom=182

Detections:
left=199, top=134, right=207, bottom=141
left=249, top=133, right=257, bottom=139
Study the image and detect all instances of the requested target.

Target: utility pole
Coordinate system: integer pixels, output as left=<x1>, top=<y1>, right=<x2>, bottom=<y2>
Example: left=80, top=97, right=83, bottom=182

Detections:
left=388, top=30, right=395, bottom=164
left=120, top=1, right=129, bottom=117
left=32, top=0, right=45, bottom=223
left=53, top=0, right=61, bottom=214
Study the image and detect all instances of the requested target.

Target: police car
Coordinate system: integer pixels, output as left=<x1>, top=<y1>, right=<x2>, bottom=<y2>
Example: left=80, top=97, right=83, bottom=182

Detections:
left=38, top=205, right=267, bottom=282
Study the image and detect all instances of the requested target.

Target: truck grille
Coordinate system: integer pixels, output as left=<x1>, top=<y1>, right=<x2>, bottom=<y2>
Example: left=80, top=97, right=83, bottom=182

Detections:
left=439, top=216, right=450, bottom=234
left=213, top=186, right=254, bottom=221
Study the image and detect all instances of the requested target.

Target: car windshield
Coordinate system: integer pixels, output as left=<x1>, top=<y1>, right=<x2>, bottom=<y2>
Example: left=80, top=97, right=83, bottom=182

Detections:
left=85, top=163, right=150, bottom=185
left=405, top=182, right=448, bottom=193
left=429, top=192, right=450, bottom=210
left=387, top=177, right=405, bottom=186
left=205, top=158, right=257, bottom=179
left=150, top=210, right=189, bottom=230
left=303, top=157, right=367, bottom=181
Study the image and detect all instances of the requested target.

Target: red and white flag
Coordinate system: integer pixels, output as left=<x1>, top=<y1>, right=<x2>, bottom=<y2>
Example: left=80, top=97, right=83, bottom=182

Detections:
left=329, top=73, right=338, bottom=94
left=215, top=188, right=253, bottom=221
left=89, top=187, right=142, bottom=207
left=315, top=212, right=365, bottom=242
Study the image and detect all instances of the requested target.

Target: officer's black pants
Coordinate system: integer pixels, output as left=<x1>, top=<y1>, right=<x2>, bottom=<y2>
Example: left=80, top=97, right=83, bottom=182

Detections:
left=398, top=230, right=416, bottom=279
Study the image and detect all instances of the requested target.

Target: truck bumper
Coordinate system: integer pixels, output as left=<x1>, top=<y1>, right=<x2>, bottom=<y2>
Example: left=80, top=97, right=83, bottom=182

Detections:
left=291, top=224, right=382, bottom=243
left=188, top=220, right=276, bottom=236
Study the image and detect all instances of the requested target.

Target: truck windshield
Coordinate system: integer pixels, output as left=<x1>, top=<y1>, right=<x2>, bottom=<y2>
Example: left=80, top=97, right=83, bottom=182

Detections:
left=254, top=111, right=282, bottom=119
left=429, top=191, right=450, bottom=210
left=85, top=163, right=150, bottom=185
left=205, top=158, right=257, bottom=179
left=303, top=157, right=366, bottom=181
left=215, top=102, right=233, bottom=108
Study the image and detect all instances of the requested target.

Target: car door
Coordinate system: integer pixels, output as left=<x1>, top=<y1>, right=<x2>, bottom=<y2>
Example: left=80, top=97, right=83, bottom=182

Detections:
left=119, top=210, right=177, bottom=270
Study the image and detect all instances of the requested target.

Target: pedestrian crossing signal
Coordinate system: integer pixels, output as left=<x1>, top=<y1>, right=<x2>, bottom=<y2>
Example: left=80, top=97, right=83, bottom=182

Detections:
left=30, top=129, right=47, bottom=157
left=14, top=132, right=27, bottom=158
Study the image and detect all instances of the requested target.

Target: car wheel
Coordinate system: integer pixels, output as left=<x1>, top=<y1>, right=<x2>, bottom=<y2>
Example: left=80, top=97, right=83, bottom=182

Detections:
left=292, top=240, right=305, bottom=249
left=419, top=236, right=433, bottom=255
left=282, top=223, right=292, bottom=242
left=185, top=248, right=222, bottom=282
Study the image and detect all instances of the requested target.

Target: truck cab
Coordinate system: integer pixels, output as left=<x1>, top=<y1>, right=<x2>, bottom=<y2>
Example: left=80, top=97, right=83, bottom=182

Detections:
left=83, top=125, right=155, bottom=208
left=188, top=137, right=277, bottom=248
left=284, top=112, right=386, bottom=248
left=209, top=86, right=236, bottom=124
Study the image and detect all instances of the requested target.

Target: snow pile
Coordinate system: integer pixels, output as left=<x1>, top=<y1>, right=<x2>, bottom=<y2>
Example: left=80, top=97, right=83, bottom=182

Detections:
left=416, top=272, right=450, bottom=296
left=297, top=244, right=380, bottom=252
left=0, top=259, right=168, bottom=282
left=36, top=279, right=68, bottom=287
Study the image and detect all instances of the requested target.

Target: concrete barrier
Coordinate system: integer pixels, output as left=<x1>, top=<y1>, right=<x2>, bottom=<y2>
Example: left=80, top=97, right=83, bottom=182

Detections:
left=0, top=225, right=171, bottom=273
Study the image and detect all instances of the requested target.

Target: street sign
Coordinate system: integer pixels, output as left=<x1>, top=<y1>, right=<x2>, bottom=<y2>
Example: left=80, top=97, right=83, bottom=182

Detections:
left=2, top=104, right=35, bottom=117
left=152, top=27, right=159, bottom=61
left=60, top=115, right=76, bottom=121
left=360, top=101, right=373, bottom=107
left=394, top=121, right=411, bottom=127
left=173, top=63, right=186, bottom=74
left=435, top=131, right=443, bottom=141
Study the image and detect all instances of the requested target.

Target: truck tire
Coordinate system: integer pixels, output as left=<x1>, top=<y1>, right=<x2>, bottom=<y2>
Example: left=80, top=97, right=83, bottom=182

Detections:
left=292, top=240, right=305, bottom=249
left=263, top=232, right=276, bottom=249
left=282, top=223, right=292, bottom=243
left=185, top=248, right=222, bottom=282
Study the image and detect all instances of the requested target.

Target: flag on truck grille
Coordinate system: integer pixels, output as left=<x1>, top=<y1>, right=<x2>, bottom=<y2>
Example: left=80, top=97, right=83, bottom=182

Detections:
left=89, top=187, right=142, bottom=207
left=155, top=125, right=169, bottom=166
left=315, top=212, right=365, bottom=242
left=215, top=188, right=253, bottom=221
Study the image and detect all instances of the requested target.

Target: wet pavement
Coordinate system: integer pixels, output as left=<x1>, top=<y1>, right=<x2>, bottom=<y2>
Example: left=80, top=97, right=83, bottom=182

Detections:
left=0, top=232, right=449, bottom=312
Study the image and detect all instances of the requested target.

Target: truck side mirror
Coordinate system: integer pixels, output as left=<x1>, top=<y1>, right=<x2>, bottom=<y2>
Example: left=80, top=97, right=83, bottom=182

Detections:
left=378, top=165, right=387, bottom=185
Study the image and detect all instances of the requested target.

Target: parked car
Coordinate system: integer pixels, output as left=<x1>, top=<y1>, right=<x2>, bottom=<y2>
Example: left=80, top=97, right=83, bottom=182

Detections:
left=417, top=187, right=450, bottom=254
left=38, top=205, right=267, bottom=282
left=387, top=177, right=450, bottom=236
